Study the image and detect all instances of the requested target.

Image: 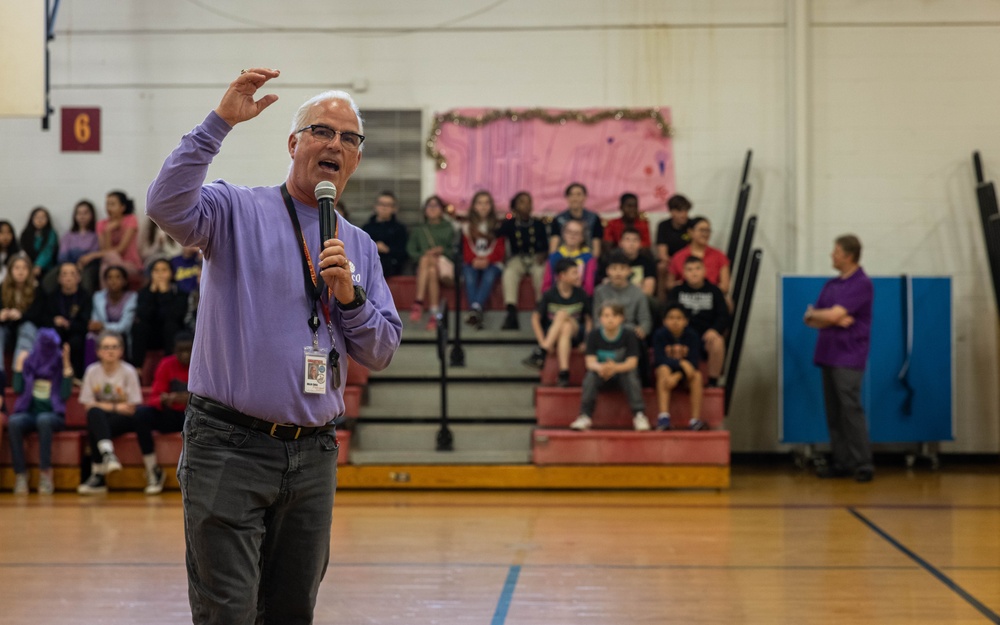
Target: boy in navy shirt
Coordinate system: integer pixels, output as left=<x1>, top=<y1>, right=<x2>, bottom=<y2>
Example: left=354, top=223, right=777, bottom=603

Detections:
left=652, top=303, right=707, bottom=431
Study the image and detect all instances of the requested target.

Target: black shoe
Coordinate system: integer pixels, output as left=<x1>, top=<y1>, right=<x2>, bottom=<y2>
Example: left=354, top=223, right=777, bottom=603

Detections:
left=501, top=309, right=520, bottom=330
left=688, top=419, right=710, bottom=431
left=816, top=465, right=852, bottom=479
left=557, top=370, right=570, bottom=387
left=854, top=468, right=874, bottom=483
left=522, top=347, right=546, bottom=370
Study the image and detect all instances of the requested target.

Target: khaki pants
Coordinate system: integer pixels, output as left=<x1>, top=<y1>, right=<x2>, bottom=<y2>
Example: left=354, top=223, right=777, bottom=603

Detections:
left=502, top=255, right=545, bottom=305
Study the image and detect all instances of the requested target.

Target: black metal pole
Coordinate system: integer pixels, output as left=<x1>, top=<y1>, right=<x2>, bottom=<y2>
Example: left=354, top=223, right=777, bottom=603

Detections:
left=730, top=215, right=757, bottom=313
left=449, top=238, right=466, bottom=367
left=436, top=298, right=453, bottom=451
left=726, top=184, right=751, bottom=269
left=740, top=149, right=753, bottom=187
left=725, top=249, right=762, bottom=416
left=973, top=151, right=984, bottom=184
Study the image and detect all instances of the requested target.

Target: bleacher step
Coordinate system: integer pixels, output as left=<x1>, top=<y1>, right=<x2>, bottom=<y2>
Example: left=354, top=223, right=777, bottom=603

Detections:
left=398, top=311, right=535, bottom=343
left=533, top=429, right=731, bottom=465
left=361, top=381, right=535, bottom=419
left=372, top=343, right=540, bottom=381
left=350, top=423, right=533, bottom=464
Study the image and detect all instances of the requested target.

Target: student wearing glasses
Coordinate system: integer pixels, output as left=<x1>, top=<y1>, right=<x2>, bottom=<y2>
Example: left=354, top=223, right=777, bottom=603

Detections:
left=76, top=330, right=143, bottom=495
left=146, top=69, right=402, bottom=624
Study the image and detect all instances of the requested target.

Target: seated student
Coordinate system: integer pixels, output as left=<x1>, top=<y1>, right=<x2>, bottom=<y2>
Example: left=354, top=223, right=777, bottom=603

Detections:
left=32, top=262, right=92, bottom=380
left=597, top=228, right=657, bottom=297
left=406, top=195, right=456, bottom=331
left=96, top=190, right=143, bottom=285
left=655, top=195, right=694, bottom=293
left=0, top=219, right=21, bottom=284
left=138, top=219, right=182, bottom=270
left=523, top=258, right=590, bottom=386
left=1, top=253, right=39, bottom=372
left=667, top=217, right=730, bottom=294
left=76, top=330, right=144, bottom=495
left=498, top=192, right=548, bottom=330
left=541, top=218, right=597, bottom=296
left=171, top=246, right=202, bottom=295
left=668, top=255, right=730, bottom=387
left=549, top=182, right=604, bottom=258
left=652, top=303, right=707, bottom=432
left=19, top=207, right=59, bottom=281
left=5, top=329, right=73, bottom=495
left=131, top=258, right=186, bottom=368
left=362, top=191, right=409, bottom=279
left=89, top=265, right=138, bottom=362
left=461, top=190, right=505, bottom=329
left=571, top=302, right=650, bottom=431
left=54, top=200, right=101, bottom=294
left=131, top=331, right=193, bottom=495
left=593, top=250, right=652, bottom=343
left=603, top=193, right=651, bottom=251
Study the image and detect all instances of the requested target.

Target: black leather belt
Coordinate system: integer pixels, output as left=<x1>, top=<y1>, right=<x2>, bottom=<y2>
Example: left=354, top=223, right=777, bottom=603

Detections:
left=189, top=394, right=334, bottom=441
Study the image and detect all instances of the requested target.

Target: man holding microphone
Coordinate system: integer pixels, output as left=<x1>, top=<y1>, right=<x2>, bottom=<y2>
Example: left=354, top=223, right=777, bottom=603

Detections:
left=147, top=68, right=402, bottom=624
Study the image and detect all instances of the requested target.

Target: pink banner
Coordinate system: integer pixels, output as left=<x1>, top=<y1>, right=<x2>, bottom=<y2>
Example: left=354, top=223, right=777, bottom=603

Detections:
left=431, top=107, right=674, bottom=217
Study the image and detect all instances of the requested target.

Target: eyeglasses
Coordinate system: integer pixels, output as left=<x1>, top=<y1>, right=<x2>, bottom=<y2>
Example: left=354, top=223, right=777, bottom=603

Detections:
left=99, top=345, right=122, bottom=351
left=296, top=124, right=365, bottom=150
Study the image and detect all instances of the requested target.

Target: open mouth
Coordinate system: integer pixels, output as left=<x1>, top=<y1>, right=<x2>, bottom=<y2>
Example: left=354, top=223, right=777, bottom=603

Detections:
left=319, top=160, right=341, bottom=173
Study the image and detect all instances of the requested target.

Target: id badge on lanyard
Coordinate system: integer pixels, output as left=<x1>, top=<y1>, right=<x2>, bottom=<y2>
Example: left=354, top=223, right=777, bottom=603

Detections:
left=281, top=184, right=343, bottom=396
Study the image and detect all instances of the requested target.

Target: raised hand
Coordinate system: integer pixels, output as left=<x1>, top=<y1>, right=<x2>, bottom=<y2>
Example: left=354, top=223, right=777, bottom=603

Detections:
left=214, top=68, right=281, bottom=127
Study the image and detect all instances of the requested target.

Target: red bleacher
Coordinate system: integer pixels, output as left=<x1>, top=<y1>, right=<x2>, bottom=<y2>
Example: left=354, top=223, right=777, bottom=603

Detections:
left=1, top=376, right=363, bottom=490
left=533, top=430, right=730, bottom=465
left=534, top=386, right=725, bottom=430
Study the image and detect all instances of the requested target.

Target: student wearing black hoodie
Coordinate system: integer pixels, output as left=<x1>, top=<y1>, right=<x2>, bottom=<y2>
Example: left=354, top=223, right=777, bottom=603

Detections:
left=362, top=191, right=409, bottom=278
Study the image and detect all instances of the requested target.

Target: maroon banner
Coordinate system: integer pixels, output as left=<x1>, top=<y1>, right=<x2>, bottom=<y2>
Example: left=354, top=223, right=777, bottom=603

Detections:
left=61, top=107, right=101, bottom=152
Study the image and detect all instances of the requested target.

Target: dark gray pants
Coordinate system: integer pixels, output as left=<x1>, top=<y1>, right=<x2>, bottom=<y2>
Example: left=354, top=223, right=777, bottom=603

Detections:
left=580, top=369, right=646, bottom=417
left=179, top=403, right=339, bottom=625
left=821, top=366, right=873, bottom=473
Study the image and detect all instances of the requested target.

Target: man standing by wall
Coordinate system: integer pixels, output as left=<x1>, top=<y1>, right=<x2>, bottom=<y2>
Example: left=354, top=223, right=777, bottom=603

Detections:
left=147, top=68, right=402, bottom=623
left=804, top=234, right=874, bottom=483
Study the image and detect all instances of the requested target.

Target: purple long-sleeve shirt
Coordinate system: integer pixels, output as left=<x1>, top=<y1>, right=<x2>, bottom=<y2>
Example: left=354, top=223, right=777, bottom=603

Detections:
left=146, top=111, right=402, bottom=426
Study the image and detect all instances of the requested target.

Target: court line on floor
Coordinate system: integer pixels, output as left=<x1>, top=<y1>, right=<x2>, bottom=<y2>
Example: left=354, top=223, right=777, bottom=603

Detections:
left=849, top=507, right=1000, bottom=624
left=491, top=565, right=521, bottom=625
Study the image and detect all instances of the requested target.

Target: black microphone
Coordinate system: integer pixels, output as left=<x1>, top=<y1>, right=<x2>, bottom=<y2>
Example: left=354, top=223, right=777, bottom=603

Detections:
left=315, top=181, right=338, bottom=245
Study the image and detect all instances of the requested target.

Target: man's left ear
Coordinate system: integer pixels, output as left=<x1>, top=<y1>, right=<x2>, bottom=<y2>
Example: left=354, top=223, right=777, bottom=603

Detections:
left=288, top=134, right=298, bottom=158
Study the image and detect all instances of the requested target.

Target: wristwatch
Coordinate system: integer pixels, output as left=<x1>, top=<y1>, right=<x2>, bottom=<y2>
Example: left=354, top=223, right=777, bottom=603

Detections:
left=337, top=285, right=367, bottom=311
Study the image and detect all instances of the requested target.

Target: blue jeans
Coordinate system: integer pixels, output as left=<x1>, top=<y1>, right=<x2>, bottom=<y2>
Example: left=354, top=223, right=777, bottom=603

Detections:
left=179, top=402, right=340, bottom=625
left=463, top=264, right=501, bottom=308
left=6, top=411, right=66, bottom=473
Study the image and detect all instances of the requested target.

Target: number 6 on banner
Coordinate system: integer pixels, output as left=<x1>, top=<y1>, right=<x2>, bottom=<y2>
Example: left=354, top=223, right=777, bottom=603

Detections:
left=61, top=107, right=101, bottom=152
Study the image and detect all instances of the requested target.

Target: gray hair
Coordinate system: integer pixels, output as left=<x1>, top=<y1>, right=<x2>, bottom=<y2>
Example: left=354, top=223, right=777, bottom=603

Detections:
left=290, top=90, right=365, bottom=150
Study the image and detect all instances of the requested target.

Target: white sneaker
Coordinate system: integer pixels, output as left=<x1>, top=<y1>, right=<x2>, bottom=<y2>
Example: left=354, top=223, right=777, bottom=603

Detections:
left=633, top=412, right=651, bottom=431
left=102, top=452, right=123, bottom=474
left=13, top=474, right=29, bottom=495
left=144, top=467, right=166, bottom=495
left=38, top=473, right=55, bottom=495
left=569, top=415, right=593, bottom=431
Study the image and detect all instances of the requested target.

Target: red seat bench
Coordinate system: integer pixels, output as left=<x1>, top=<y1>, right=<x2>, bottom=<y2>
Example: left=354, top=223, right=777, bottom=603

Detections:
left=387, top=275, right=537, bottom=311
left=534, top=387, right=725, bottom=430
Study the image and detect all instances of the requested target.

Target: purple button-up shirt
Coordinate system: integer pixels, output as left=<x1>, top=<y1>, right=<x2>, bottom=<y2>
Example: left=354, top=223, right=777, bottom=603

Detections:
left=146, top=112, right=402, bottom=426
left=813, top=268, right=874, bottom=370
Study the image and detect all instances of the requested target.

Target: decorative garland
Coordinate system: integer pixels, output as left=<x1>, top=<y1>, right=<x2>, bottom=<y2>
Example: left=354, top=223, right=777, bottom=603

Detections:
left=426, top=108, right=672, bottom=170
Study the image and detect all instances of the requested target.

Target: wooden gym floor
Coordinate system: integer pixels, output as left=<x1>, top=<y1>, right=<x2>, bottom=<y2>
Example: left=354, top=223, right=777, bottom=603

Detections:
left=0, top=464, right=997, bottom=624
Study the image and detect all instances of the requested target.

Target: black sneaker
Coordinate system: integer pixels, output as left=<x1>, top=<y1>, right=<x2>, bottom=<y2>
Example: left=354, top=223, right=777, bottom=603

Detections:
left=501, top=309, right=520, bottom=330
left=557, top=370, right=570, bottom=387
left=522, top=348, right=546, bottom=370
left=689, top=419, right=710, bottom=431
left=854, top=468, right=874, bottom=483
left=77, top=473, right=108, bottom=495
